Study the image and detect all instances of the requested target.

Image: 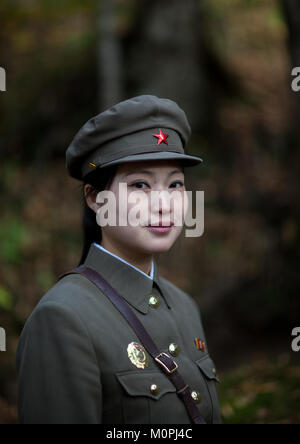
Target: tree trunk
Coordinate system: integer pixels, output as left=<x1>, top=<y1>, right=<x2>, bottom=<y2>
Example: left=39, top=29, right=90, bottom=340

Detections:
left=281, top=0, right=300, bottom=66
left=123, top=0, right=210, bottom=131
left=97, top=0, right=123, bottom=111
left=280, top=0, right=300, bottom=155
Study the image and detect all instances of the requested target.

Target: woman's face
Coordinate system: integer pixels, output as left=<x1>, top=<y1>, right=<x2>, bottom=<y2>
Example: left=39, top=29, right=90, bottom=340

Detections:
left=98, top=159, right=188, bottom=256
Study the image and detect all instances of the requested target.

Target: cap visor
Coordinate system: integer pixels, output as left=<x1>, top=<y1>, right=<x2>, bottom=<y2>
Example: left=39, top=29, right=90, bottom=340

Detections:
left=99, top=151, right=203, bottom=168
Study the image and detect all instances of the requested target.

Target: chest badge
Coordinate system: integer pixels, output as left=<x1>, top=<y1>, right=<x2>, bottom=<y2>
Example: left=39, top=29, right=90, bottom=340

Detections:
left=127, top=342, right=149, bottom=369
left=195, top=338, right=205, bottom=352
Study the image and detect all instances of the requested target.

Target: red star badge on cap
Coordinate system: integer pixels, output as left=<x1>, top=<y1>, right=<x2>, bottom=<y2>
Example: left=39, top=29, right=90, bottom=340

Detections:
left=153, top=129, right=169, bottom=145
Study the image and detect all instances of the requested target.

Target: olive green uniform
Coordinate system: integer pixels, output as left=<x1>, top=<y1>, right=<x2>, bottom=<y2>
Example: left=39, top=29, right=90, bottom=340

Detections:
left=16, top=243, right=221, bottom=424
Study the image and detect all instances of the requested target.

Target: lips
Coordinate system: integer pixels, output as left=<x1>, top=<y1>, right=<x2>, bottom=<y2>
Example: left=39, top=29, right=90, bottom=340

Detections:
left=146, top=221, right=174, bottom=233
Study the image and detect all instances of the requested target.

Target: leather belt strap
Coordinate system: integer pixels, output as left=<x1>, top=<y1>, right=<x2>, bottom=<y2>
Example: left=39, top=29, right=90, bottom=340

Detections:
left=57, top=265, right=206, bottom=424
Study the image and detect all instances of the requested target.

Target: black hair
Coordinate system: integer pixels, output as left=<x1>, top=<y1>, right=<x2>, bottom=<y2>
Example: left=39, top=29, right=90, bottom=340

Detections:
left=78, top=165, right=118, bottom=266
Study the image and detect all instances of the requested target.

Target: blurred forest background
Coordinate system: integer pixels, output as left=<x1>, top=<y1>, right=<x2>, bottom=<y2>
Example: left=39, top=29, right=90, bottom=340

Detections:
left=0, top=0, right=299, bottom=424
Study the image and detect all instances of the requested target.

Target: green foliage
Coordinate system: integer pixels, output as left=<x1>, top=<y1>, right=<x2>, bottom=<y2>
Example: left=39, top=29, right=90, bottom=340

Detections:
left=0, top=162, right=19, bottom=199
left=219, top=354, right=300, bottom=424
left=0, top=286, right=13, bottom=311
left=36, top=270, right=55, bottom=293
left=0, top=0, right=98, bottom=162
left=0, top=217, right=28, bottom=264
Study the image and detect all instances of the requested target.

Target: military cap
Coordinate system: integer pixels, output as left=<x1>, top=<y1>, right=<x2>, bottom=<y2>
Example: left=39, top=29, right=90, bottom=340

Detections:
left=66, top=95, right=203, bottom=181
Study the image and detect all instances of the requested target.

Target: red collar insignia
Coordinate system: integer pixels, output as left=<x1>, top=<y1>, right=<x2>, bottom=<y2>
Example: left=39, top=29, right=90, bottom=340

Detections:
left=153, top=129, right=169, bottom=145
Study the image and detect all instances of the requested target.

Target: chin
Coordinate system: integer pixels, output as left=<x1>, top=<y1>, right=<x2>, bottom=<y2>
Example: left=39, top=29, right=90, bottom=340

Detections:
left=142, top=238, right=177, bottom=254
left=132, top=227, right=182, bottom=254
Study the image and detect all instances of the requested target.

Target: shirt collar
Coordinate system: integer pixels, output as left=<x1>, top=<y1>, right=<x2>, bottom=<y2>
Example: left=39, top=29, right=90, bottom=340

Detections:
left=83, top=242, right=172, bottom=314
left=93, top=242, right=154, bottom=280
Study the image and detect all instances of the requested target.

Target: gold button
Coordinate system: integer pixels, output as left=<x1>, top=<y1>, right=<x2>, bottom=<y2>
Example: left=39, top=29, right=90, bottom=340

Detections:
left=150, top=384, right=159, bottom=395
left=149, top=295, right=160, bottom=308
left=191, top=390, right=202, bottom=404
left=169, top=343, right=180, bottom=357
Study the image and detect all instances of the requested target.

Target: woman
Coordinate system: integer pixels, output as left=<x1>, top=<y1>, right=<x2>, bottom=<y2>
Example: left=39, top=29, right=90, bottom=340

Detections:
left=16, top=95, right=221, bottom=424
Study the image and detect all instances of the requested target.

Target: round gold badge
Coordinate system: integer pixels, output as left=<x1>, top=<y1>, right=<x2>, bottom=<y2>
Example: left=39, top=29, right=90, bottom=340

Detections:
left=127, top=342, right=149, bottom=369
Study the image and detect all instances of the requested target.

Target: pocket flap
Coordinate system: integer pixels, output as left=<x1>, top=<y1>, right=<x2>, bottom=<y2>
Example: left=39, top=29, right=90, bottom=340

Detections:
left=115, top=370, right=176, bottom=400
left=196, top=355, right=220, bottom=382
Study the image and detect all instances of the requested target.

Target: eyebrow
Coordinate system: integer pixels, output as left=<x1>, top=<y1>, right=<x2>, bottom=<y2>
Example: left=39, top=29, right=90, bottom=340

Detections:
left=124, top=169, right=184, bottom=178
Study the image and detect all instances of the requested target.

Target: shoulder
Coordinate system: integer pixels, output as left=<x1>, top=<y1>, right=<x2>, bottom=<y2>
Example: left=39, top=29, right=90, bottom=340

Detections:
left=32, top=272, right=105, bottom=317
left=19, top=273, right=104, bottom=340
left=16, top=274, right=101, bottom=363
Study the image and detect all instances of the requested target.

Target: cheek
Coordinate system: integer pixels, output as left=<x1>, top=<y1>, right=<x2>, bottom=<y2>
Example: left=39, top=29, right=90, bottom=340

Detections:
left=173, top=223, right=184, bottom=237
left=121, top=191, right=150, bottom=226
left=183, top=191, right=189, bottom=219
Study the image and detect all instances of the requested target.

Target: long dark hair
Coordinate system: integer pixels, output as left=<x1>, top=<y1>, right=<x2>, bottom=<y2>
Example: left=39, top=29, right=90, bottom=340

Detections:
left=78, top=165, right=118, bottom=265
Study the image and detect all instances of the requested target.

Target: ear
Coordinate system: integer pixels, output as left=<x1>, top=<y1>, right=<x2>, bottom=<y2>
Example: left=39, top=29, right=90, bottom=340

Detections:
left=84, top=184, right=99, bottom=214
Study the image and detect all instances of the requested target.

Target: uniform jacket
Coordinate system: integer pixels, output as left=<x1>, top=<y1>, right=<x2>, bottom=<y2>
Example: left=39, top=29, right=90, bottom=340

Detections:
left=16, top=243, right=221, bottom=424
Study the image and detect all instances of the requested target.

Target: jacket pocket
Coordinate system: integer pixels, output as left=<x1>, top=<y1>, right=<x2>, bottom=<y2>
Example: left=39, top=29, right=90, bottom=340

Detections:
left=195, top=354, right=222, bottom=424
left=116, top=369, right=176, bottom=400
left=115, top=369, right=177, bottom=424
left=195, top=354, right=220, bottom=383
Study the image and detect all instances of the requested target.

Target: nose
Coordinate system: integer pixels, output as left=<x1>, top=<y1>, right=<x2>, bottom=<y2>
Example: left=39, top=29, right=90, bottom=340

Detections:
left=148, top=190, right=174, bottom=227
left=151, top=190, right=172, bottom=213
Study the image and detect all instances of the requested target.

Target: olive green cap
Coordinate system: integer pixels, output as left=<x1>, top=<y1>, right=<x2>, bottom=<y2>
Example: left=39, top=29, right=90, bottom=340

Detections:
left=66, top=95, right=203, bottom=181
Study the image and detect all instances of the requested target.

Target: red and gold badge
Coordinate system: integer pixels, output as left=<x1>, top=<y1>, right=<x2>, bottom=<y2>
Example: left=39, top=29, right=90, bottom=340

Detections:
left=127, top=342, right=149, bottom=369
left=195, top=338, right=205, bottom=352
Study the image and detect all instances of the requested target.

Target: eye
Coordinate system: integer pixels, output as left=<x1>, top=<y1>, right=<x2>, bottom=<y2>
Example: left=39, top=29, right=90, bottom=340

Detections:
left=170, top=181, right=184, bottom=189
left=129, top=181, right=149, bottom=190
